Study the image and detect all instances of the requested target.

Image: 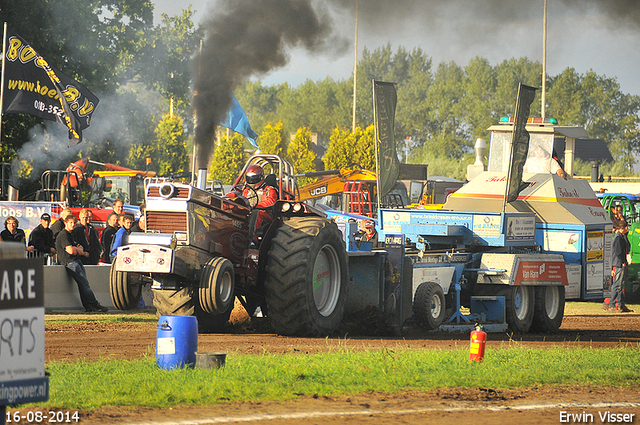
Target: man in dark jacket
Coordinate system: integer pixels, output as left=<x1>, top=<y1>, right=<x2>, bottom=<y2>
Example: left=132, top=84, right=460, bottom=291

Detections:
left=51, top=207, right=74, bottom=243
left=56, top=214, right=108, bottom=312
left=100, top=212, right=119, bottom=263
left=72, top=209, right=102, bottom=265
left=28, top=213, right=56, bottom=256
left=607, top=219, right=633, bottom=312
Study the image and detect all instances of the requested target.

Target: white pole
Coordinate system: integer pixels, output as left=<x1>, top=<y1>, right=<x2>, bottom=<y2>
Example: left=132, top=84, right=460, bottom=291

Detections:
left=0, top=22, right=8, bottom=143
left=351, top=0, right=359, bottom=133
left=192, top=39, right=203, bottom=183
left=541, top=0, right=547, bottom=120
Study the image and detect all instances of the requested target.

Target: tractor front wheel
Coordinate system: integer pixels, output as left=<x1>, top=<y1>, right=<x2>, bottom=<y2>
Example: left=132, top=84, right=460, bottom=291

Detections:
left=109, top=262, right=142, bottom=310
left=199, top=257, right=235, bottom=314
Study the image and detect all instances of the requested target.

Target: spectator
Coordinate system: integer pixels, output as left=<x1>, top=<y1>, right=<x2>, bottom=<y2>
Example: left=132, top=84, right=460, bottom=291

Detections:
left=110, top=213, right=134, bottom=263
left=610, top=204, right=625, bottom=226
left=51, top=208, right=74, bottom=243
left=1, top=216, right=28, bottom=247
left=28, top=213, right=56, bottom=256
left=55, top=214, right=108, bottom=313
left=106, top=198, right=124, bottom=226
left=131, top=202, right=146, bottom=232
left=72, top=209, right=101, bottom=265
left=100, top=213, right=119, bottom=263
left=605, top=219, right=633, bottom=312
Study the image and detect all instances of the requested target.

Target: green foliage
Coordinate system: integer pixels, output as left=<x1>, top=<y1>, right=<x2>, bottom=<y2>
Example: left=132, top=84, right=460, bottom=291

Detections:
left=548, top=70, right=640, bottom=171
left=258, top=121, right=287, bottom=157
left=324, top=125, right=376, bottom=171
left=209, top=133, right=246, bottom=185
left=39, top=345, right=640, bottom=409
left=153, top=114, right=188, bottom=175
left=287, top=127, right=317, bottom=186
left=573, top=159, right=636, bottom=179
left=412, top=145, right=474, bottom=181
left=323, top=127, right=350, bottom=170
left=132, top=8, right=202, bottom=109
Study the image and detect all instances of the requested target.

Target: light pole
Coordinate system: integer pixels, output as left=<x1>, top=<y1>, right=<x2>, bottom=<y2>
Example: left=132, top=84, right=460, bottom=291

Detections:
left=542, top=0, right=547, bottom=119
left=351, top=0, right=358, bottom=133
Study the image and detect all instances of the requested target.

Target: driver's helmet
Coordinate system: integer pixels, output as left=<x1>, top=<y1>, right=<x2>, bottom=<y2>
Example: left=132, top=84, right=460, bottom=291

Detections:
left=245, top=164, right=265, bottom=189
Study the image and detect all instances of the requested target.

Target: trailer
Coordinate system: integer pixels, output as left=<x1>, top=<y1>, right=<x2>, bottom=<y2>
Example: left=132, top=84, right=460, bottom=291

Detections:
left=331, top=208, right=567, bottom=334
left=337, top=118, right=611, bottom=334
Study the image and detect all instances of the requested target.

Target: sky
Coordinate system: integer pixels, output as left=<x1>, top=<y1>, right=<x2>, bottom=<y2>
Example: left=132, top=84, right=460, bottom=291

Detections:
left=151, top=0, right=640, bottom=99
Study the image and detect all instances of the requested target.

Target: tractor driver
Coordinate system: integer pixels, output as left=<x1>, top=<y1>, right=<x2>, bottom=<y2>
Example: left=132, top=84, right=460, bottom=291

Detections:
left=242, top=165, right=277, bottom=246
left=242, top=165, right=277, bottom=209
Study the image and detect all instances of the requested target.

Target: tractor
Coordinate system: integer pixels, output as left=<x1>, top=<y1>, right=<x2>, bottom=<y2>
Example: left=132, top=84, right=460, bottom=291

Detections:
left=110, top=154, right=349, bottom=336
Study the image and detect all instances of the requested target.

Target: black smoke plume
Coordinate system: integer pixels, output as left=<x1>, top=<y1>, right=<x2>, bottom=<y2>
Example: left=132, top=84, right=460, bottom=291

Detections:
left=191, top=0, right=348, bottom=170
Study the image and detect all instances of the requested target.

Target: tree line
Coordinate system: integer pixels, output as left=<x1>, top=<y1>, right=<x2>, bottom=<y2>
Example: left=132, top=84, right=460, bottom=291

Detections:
left=2, top=1, right=639, bottom=189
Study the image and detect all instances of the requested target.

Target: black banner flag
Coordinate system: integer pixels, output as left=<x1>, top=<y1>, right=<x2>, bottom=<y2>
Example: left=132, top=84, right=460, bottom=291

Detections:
left=506, top=83, right=537, bottom=203
left=2, top=29, right=99, bottom=146
left=373, top=80, right=399, bottom=200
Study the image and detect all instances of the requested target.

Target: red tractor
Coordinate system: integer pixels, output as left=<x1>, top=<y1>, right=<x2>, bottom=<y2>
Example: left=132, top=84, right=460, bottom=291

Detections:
left=110, top=155, right=349, bottom=336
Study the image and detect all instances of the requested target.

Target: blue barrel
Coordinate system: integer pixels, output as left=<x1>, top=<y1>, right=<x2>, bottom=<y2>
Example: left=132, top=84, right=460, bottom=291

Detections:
left=156, top=315, right=198, bottom=370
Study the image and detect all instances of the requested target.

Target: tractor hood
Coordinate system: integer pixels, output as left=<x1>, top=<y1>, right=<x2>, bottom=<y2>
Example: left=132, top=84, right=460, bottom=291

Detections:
left=444, top=171, right=611, bottom=226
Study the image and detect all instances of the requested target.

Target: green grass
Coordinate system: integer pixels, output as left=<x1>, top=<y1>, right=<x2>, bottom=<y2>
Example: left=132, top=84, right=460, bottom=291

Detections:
left=38, top=345, right=640, bottom=409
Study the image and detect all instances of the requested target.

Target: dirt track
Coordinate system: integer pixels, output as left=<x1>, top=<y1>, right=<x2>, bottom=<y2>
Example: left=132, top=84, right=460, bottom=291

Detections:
left=41, top=303, right=640, bottom=424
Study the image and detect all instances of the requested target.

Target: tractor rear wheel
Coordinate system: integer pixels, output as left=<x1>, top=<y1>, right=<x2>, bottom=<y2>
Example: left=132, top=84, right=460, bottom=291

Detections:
left=531, top=285, right=565, bottom=333
left=109, top=262, right=142, bottom=310
left=264, top=216, right=348, bottom=336
left=413, top=282, right=445, bottom=330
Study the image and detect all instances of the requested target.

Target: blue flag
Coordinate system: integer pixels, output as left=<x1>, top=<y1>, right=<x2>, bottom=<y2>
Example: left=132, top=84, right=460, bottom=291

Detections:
left=220, top=94, right=258, bottom=147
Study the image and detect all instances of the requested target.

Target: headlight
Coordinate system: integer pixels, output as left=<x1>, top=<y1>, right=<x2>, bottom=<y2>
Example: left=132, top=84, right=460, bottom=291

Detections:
left=160, top=183, right=175, bottom=198
left=281, top=203, right=291, bottom=212
left=293, top=203, right=303, bottom=212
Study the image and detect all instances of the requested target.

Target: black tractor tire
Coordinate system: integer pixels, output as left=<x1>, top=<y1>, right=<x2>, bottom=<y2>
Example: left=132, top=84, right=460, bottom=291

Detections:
left=413, top=282, right=446, bottom=330
left=153, top=286, right=231, bottom=333
left=503, top=285, right=535, bottom=333
left=530, top=285, right=565, bottom=333
left=264, top=216, right=348, bottom=336
left=199, top=257, right=235, bottom=314
left=153, top=286, right=194, bottom=316
left=109, top=262, right=142, bottom=310
left=624, top=282, right=640, bottom=304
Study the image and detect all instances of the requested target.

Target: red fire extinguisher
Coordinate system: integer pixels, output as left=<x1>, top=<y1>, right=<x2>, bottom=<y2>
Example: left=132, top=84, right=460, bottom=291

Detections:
left=469, top=324, right=487, bottom=362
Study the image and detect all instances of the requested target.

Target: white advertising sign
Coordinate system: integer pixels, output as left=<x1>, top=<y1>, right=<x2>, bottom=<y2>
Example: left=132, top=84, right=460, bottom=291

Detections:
left=0, top=258, right=46, bottom=383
